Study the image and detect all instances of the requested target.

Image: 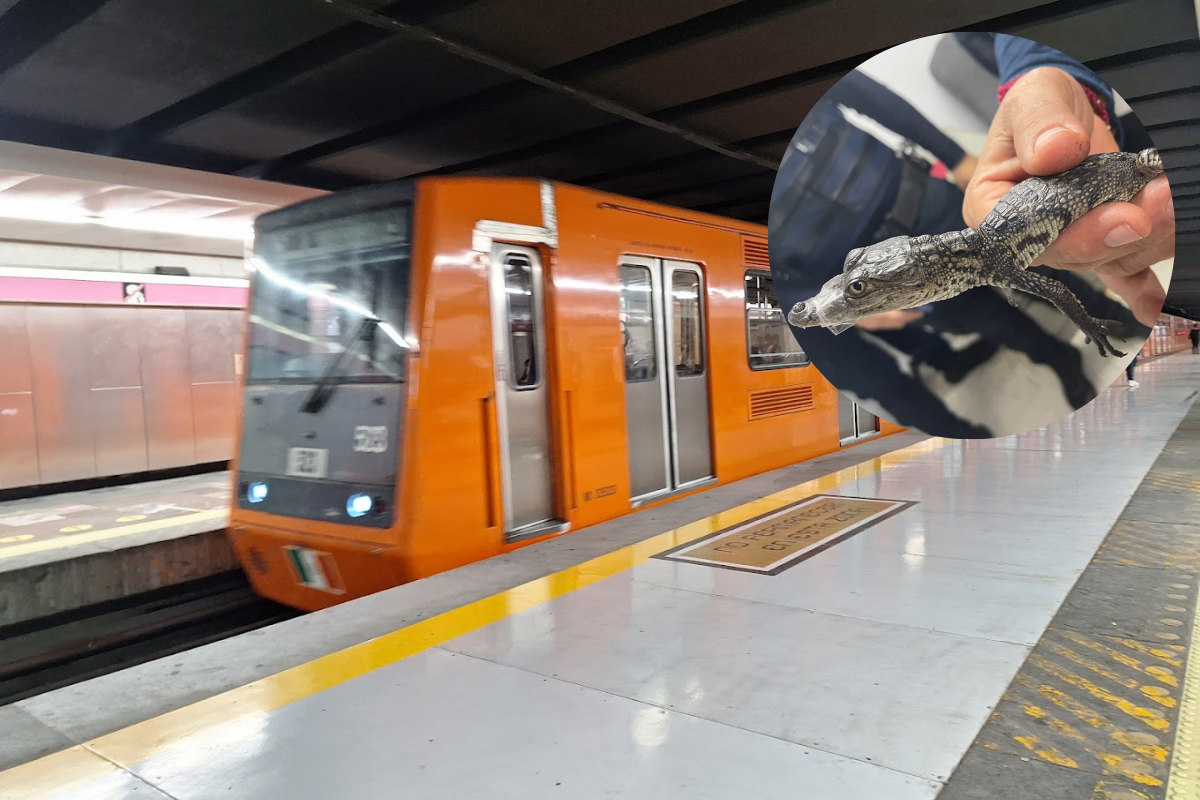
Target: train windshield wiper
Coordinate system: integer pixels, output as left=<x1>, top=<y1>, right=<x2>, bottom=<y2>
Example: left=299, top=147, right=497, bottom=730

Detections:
left=300, top=316, right=378, bottom=415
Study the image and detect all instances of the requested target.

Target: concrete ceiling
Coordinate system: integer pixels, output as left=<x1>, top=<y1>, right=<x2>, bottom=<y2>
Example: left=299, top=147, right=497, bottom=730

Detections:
left=0, top=0, right=1195, bottom=317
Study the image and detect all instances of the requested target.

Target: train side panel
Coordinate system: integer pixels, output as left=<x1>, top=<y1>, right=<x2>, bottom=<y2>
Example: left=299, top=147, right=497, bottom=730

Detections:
left=399, top=179, right=548, bottom=578
left=552, top=185, right=841, bottom=509
left=229, top=176, right=901, bottom=611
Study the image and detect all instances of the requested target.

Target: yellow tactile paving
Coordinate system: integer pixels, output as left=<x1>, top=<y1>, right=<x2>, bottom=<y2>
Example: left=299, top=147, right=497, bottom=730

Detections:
left=1165, top=578, right=1200, bottom=799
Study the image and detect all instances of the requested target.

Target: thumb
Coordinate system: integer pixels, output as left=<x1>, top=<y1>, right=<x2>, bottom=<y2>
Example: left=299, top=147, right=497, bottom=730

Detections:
left=1000, top=67, right=1095, bottom=176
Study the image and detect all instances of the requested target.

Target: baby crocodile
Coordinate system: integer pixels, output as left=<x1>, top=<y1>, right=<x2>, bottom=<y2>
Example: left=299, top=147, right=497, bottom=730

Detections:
left=786, top=148, right=1165, bottom=357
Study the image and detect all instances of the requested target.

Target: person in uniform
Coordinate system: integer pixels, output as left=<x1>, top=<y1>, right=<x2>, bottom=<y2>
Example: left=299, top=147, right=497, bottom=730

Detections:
left=769, top=35, right=1159, bottom=437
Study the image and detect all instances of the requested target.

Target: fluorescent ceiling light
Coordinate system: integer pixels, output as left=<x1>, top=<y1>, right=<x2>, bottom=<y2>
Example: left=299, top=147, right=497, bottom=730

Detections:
left=0, top=197, right=253, bottom=241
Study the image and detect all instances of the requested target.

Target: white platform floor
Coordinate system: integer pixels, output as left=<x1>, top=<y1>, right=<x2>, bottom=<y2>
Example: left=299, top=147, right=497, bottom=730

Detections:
left=10, top=353, right=1200, bottom=800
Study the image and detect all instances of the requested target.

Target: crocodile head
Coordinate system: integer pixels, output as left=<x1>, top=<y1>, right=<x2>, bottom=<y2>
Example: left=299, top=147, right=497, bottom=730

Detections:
left=786, top=235, right=930, bottom=334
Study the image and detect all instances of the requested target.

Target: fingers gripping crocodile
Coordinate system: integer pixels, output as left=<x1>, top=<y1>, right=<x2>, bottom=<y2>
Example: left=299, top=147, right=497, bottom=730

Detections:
left=786, top=148, right=1165, bottom=357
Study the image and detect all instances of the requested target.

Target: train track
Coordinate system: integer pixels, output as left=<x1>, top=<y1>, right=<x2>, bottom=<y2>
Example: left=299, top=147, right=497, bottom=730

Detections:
left=0, top=571, right=300, bottom=706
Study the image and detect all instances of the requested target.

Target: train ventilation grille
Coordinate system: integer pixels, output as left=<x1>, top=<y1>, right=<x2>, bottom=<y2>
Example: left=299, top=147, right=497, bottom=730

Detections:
left=742, top=237, right=770, bottom=267
left=748, top=384, right=815, bottom=420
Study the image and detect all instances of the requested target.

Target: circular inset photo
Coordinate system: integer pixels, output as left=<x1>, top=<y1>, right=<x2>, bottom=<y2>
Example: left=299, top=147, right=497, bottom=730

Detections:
left=768, top=32, right=1175, bottom=439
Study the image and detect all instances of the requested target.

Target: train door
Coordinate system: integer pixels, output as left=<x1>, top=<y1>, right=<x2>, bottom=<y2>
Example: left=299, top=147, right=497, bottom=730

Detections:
left=488, top=245, right=565, bottom=543
left=838, top=393, right=880, bottom=445
left=619, top=257, right=714, bottom=507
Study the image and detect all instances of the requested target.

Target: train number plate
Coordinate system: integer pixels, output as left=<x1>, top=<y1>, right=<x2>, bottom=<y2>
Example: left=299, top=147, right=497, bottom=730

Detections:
left=352, top=425, right=388, bottom=453
left=285, top=447, right=329, bottom=478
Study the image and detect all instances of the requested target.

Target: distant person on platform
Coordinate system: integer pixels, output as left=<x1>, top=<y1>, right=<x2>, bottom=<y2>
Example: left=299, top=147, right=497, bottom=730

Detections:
left=1124, top=353, right=1140, bottom=388
left=1190, top=324, right=1199, bottom=354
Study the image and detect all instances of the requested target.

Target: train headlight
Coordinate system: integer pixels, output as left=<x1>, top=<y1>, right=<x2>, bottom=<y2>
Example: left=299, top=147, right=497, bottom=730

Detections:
left=247, top=482, right=269, bottom=503
left=347, top=493, right=373, bottom=518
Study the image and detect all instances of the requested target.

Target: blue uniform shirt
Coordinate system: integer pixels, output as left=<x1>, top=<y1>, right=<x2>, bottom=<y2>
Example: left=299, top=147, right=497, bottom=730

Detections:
left=994, top=33, right=1125, bottom=149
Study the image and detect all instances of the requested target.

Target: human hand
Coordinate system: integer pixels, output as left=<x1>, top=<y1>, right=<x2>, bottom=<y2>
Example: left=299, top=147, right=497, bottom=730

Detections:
left=951, top=153, right=978, bottom=191
left=961, top=67, right=1173, bottom=326
left=856, top=309, right=925, bottom=331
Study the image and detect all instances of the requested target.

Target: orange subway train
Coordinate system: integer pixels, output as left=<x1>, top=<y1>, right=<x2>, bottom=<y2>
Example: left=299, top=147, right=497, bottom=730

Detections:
left=228, top=176, right=903, bottom=612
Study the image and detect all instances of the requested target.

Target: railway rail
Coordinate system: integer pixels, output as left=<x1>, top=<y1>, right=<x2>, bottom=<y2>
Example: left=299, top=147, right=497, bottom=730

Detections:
left=0, top=571, right=298, bottom=706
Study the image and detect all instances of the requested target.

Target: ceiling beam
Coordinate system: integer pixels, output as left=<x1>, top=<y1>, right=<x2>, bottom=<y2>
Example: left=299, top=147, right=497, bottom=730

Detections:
left=639, top=172, right=777, bottom=205
left=634, top=136, right=795, bottom=199
left=98, top=0, right=484, bottom=157
left=410, top=125, right=794, bottom=188
left=407, top=120, right=630, bottom=180
left=242, top=0, right=1132, bottom=184
left=699, top=199, right=770, bottom=222
left=1085, top=38, right=1200, bottom=72
left=1169, top=179, right=1200, bottom=195
left=1173, top=195, right=1200, bottom=210
left=563, top=64, right=857, bottom=188
left=1123, top=86, right=1200, bottom=127
left=312, top=0, right=1140, bottom=188
left=0, top=110, right=99, bottom=153
left=0, top=0, right=114, bottom=80
left=242, top=0, right=858, bottom=179
left=694, top=191, right=774, bottom=214
left=1166, top=166, right=1200, bottom=185
left=1160, top=144, right=1200, bottom=171
left=389, top=75, right=831, bottom=188
left=1143, top=120, right=1200, bottom=151
left=332, top=0, right=780, bottom=171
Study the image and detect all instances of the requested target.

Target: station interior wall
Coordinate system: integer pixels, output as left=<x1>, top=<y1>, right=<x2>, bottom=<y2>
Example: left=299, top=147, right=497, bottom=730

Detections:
left=0, top=232, right=246, bottom=492
left=0, top=239, right=244, bottom=281
left=1145, top=313, right=1196, bottom=358
left=0, top=300, right=243, bottom=491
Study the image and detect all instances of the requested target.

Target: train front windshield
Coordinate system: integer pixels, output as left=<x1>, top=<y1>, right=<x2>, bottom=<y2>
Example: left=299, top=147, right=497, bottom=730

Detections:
left=247, top=205, right=413, bottom=388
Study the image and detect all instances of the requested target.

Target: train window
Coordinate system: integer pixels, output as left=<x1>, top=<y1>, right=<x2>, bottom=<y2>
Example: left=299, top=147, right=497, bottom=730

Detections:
left=745, top=270, right=809, bottom=370
left=619, top=265, right=657, bottom=383
left=504, top=254, right=540, bottom=390
left=672, top=270, right=704, bottom=377
left=245, top=205, right=412, bottom=385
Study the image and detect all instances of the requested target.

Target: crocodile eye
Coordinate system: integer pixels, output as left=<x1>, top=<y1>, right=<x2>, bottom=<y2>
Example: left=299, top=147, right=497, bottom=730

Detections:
left=846, top=280, right=867, bottom=298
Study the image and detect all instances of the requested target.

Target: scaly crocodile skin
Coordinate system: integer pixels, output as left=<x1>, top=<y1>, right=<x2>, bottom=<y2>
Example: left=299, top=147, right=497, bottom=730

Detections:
left=786, top=148, right=1165, bottom=357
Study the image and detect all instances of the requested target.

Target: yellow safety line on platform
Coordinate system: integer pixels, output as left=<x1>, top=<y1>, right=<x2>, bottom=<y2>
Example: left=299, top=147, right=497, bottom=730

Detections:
left=0, top=509, right=227, bottom=560
left=1166, top=570, right=1200, bottom=799
left=0, top=436, right=947, bottom=797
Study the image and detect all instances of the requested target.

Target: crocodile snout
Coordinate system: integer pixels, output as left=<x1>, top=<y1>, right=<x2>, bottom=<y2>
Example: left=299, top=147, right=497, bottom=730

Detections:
left=787, top=301, right=811, bottom=327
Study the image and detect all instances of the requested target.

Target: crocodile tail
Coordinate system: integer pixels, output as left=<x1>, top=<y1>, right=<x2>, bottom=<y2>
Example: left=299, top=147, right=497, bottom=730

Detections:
left=1137, top=148, right=1164, bottom=178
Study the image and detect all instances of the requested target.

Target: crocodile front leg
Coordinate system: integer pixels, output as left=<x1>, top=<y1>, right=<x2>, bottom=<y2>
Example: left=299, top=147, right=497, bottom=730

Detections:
left=994, top=268, right=1127, bottom=357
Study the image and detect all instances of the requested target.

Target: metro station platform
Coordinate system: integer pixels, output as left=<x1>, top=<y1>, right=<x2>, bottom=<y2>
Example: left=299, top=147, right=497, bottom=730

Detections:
left=0, top=473, right=232, bottom=626
left=2, top=352, right=1198, bottom=800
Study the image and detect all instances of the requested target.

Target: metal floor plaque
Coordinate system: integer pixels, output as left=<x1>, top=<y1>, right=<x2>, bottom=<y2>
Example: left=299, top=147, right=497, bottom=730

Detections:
left=653, top=494, right=915, bottom=575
